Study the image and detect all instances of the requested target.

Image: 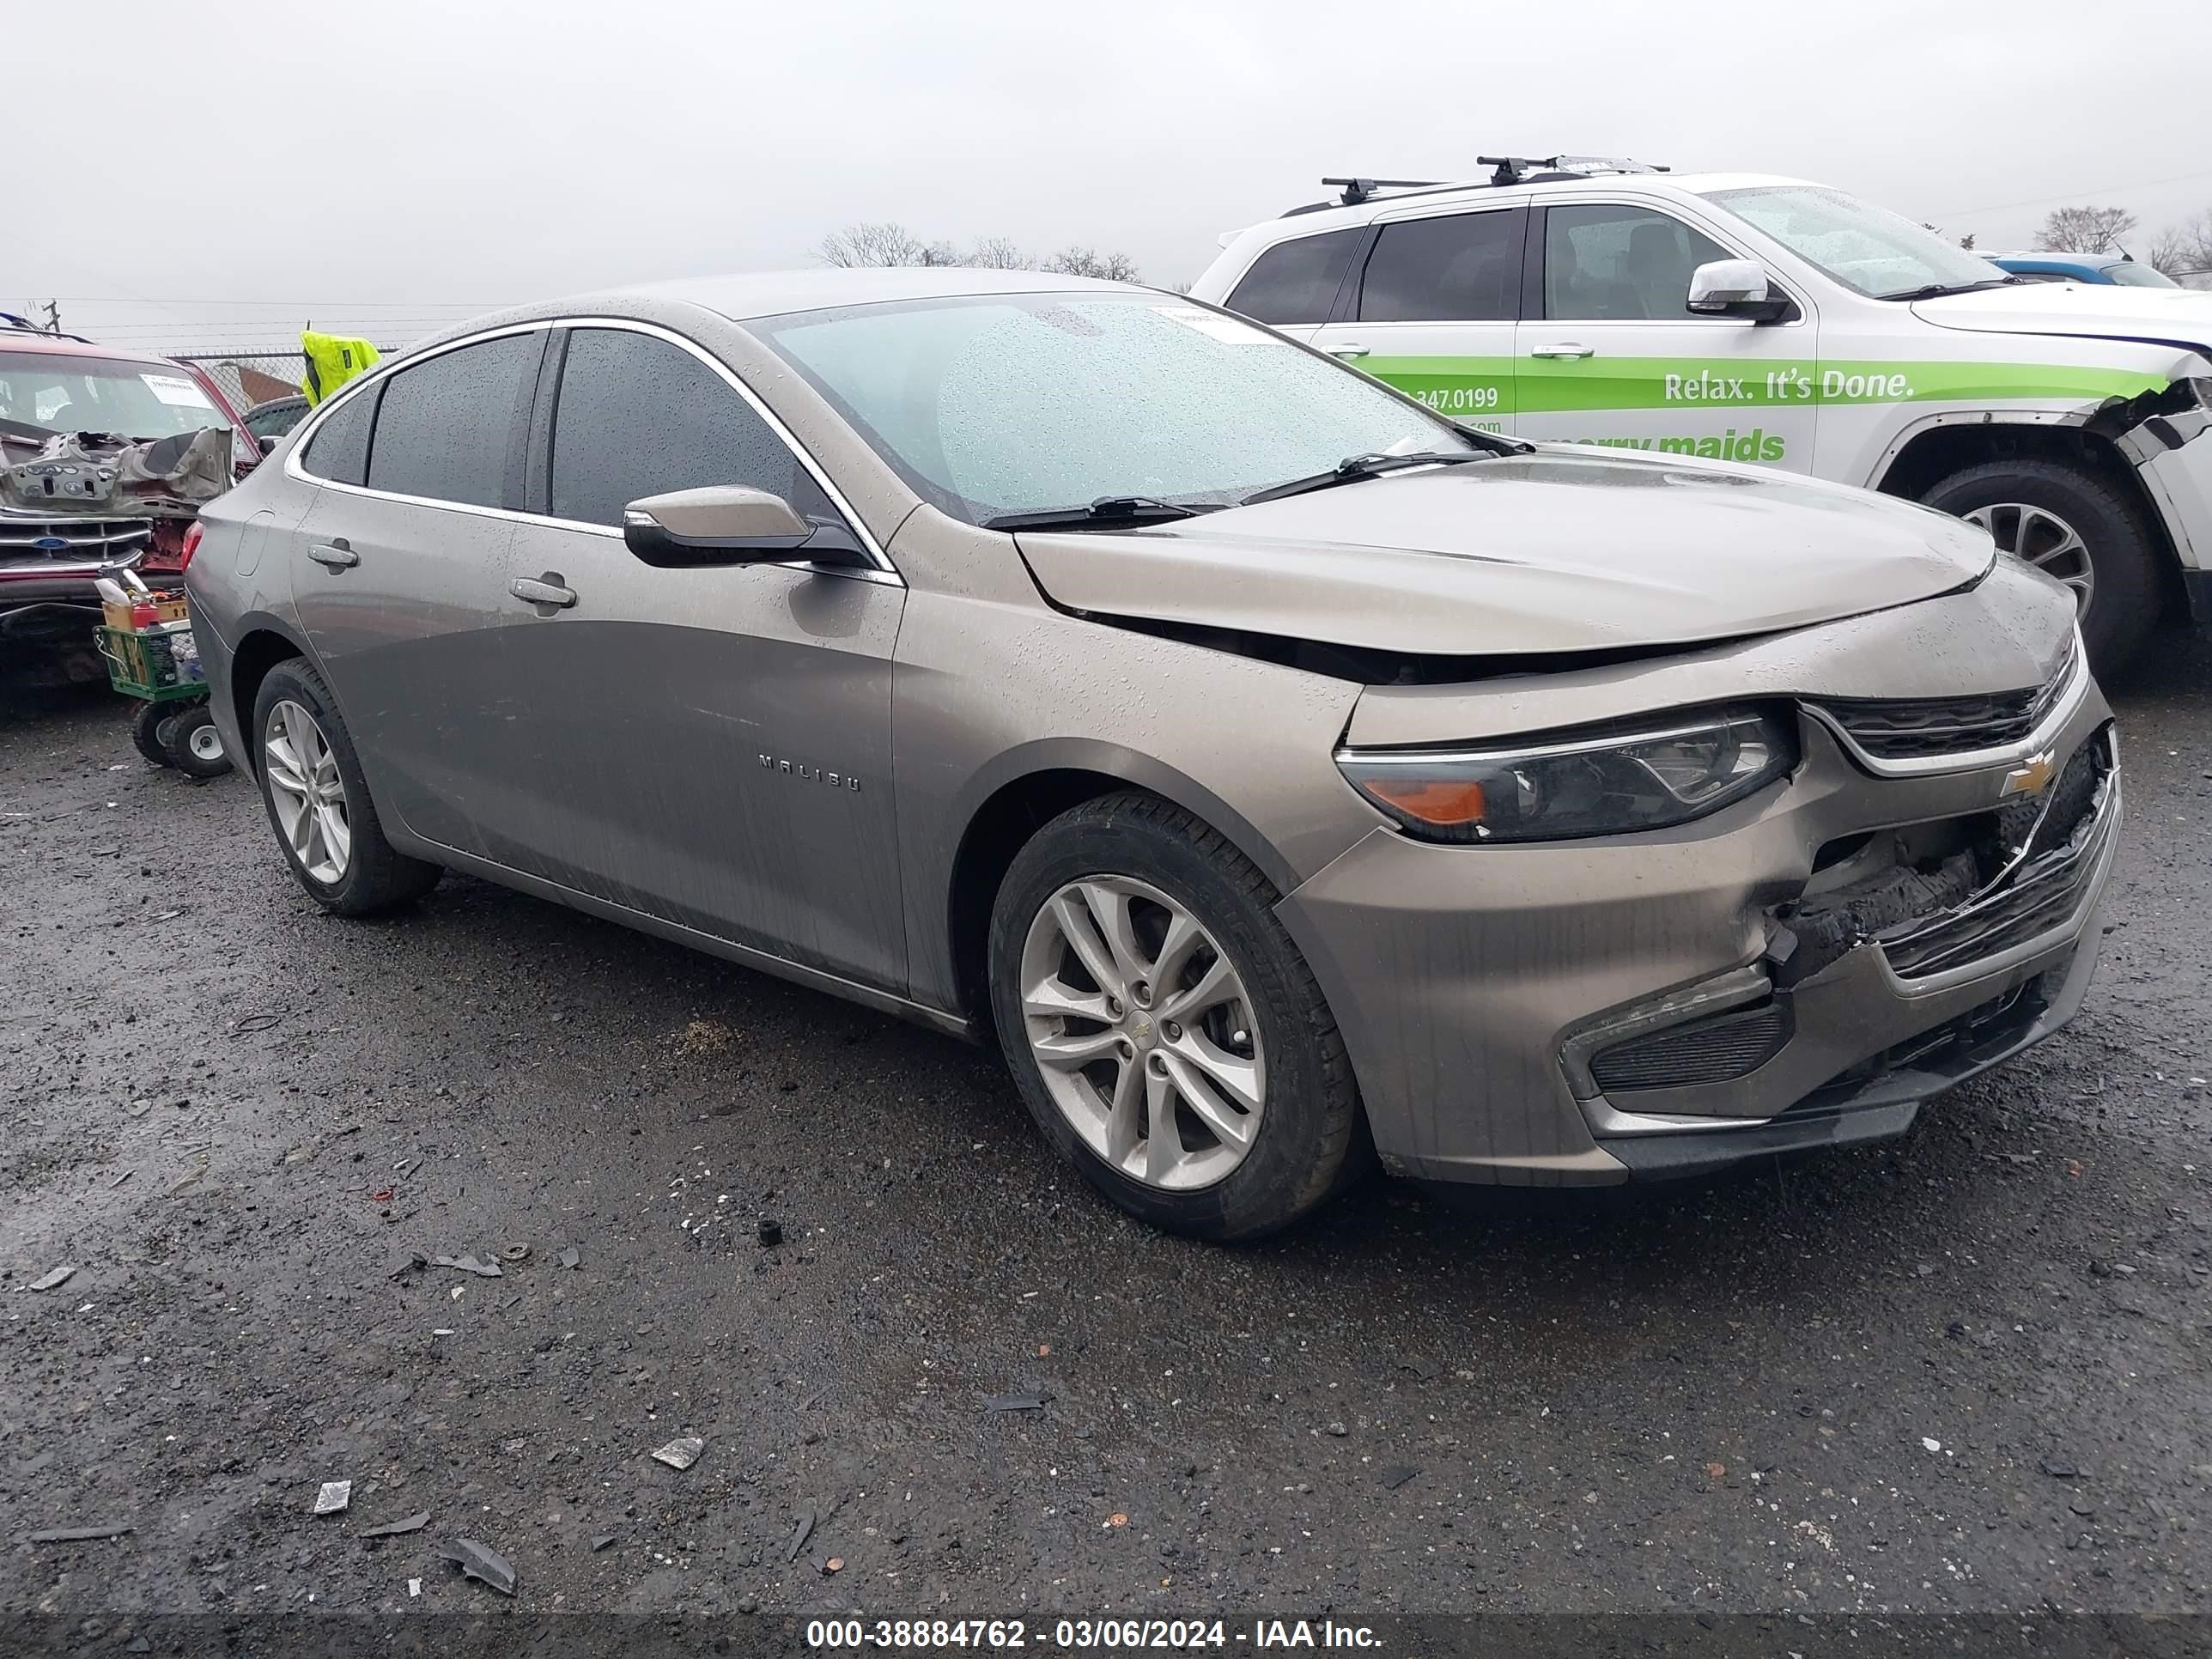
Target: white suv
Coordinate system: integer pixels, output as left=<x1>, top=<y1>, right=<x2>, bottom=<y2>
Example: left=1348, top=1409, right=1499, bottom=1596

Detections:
left=1189, top=156, right=2212, bottom=671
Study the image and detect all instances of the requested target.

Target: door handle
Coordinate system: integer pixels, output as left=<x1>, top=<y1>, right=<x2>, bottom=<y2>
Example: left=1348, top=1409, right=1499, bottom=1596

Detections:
left=510, top=574, right=577, bottom=609
left=1529, top=342, right=1595, bottom=360
left=1326, top=342, right=1371, bottom=359
left=307, top=539, right=357, bottom=569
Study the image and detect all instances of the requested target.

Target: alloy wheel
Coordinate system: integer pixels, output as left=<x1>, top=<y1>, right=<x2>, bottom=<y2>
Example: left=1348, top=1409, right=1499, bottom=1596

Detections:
left=1018, top=876, right=1266, bottom=1191
left=1965, top=502, right=2094, bottom=615
left=263, top=699, right=351, bottom=884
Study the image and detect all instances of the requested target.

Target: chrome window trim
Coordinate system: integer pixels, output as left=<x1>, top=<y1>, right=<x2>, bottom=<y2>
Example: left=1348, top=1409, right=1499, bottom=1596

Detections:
left=283, top=314, right=900, bottom=584
left=1803, top=628, right=2089, bottom=779
left=1529, top=191, right=1814, bottom=329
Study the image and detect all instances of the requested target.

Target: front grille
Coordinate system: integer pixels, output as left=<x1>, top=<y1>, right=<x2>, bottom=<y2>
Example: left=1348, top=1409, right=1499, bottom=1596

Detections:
left=1879, top=736, right=2117, bottom=978
left=1814, top=635, right=2076, bottom=761
left=0, top=515, right=153, bottom=560
left=1590, top=1000, right=1791, bottom=1092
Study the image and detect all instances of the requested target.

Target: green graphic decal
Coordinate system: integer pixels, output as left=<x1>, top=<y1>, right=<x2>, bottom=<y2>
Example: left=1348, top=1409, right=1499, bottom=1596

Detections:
left=1362, top=356, right=2165, bottom=415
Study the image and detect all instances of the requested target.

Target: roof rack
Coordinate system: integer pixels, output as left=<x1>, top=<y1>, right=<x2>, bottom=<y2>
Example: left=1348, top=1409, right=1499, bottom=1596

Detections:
left=1291, top=155, right=1669, bottom=214
left=0, top=311, right=91, bottom=343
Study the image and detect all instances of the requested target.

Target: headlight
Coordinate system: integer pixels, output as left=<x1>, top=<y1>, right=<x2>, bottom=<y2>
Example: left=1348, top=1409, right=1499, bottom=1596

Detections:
left=1335, top=708, right=1796, bottom=844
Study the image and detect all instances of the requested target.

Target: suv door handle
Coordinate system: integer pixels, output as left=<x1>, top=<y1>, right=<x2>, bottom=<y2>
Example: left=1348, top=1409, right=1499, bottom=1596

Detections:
left=307, top=539, right=357, bottom=569
left=1529, top=342, right=1595, bottom=360
left=1326, top=341, right=1371, bottom=359
left=510, top=574, right=577, bottom=609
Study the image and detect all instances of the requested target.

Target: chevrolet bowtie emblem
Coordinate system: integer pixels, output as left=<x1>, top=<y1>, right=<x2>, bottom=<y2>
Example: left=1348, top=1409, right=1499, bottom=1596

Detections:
left=2000, top=749, right=2057, bottom=799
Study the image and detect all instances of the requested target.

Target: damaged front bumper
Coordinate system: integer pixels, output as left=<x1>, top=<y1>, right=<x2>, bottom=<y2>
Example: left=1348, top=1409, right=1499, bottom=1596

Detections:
left=1278, top=651, right=2118, bottom=1187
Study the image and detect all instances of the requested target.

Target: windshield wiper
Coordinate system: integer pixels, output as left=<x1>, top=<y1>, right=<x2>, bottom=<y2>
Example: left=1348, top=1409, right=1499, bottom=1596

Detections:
left=1242, top=449, right=1493, bottom=507
left=983, top=495, right=1215, bottom=532
left=1875, top=277, right=2021, bottom=301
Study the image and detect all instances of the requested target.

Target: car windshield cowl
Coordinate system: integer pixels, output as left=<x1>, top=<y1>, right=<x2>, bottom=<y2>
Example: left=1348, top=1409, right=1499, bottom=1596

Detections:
left=1241, top=448, right=1497, bottom=507
left=1875, top=277, right=2024, bottom=301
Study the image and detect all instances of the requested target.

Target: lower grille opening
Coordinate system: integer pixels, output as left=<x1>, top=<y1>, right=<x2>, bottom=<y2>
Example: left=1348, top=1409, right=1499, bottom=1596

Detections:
left=1590, top=999, right=1791, bottom=1093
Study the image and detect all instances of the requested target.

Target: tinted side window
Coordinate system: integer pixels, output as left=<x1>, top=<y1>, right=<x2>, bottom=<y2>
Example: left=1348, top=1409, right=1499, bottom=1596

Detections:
left=1224, top=229, right=1362, bottom=325
left=299, top=389, right=373, bottom=485
left=548, top=328, right=833, bottom=529
left=1545, top=204, right=1730, bottom=320
left=1358, top=211, right=1521, bottom=323
left=365, top=333, right=538, bottom=507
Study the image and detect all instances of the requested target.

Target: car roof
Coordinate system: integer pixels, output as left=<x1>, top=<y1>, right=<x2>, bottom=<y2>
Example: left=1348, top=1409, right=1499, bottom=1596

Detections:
left=0, top=331, right=181, bottom=372
left=1243, top=170, right=1813, bottom=240
left=635, top=266, right=1135, bottom=321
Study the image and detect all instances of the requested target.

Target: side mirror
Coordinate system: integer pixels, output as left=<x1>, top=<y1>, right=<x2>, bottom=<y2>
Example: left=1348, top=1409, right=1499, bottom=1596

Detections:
left=622, top=485, right=864, bottom=568
left=1686, top=259, right=1792, bottom=323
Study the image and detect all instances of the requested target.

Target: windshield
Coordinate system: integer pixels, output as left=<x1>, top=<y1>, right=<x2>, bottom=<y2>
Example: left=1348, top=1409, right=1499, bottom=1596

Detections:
left=751, top=293, right=1468, bottom=524
left=2105, top=262, right=2181, bottom=289
left=1702, top=185, right=2010, bottom=300
left=0, top=351, right=229, bottom=441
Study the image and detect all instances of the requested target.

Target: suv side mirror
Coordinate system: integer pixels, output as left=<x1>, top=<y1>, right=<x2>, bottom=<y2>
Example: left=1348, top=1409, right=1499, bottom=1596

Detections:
left=1686, top=259, right=1793, bottom=323
left=623, top=485, right=866, bottom=568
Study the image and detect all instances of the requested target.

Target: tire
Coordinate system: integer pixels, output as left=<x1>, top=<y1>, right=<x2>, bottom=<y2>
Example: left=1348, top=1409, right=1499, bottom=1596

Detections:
left=987, top=791, right=1363, bottom=1240
left=1921, top=459, right=2161, bottom=673
left=158, top=702, right=234, bottom=779
left=251, top=659, right=441, bottom=915
left=131, top=699, right=174, bottom=766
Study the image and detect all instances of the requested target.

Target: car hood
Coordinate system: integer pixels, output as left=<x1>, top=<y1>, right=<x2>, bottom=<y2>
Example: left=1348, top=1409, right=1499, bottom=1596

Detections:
left=1013, top=452, right=1997, bottom=658
left=1911, top=284, right=2212, bottom=354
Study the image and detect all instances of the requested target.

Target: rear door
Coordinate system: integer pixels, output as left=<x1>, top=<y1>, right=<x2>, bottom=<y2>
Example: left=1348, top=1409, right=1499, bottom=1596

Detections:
left=288, top=329, right=542, bottom=858
left=495, top=322, right=908, bottom=989
left=1516, top=198, right=1821, bottom=471
left=1308, top=204, right=1526, bottom=435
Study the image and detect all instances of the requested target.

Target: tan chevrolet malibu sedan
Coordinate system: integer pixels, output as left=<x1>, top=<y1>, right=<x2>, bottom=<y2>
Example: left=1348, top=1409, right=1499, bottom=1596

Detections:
left=185, top=270, right=2117, bottom=1238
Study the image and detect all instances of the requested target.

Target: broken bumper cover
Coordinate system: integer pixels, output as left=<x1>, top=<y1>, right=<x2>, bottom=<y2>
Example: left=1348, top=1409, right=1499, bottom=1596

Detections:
left=1277, top=689, right=2118, bottom=1188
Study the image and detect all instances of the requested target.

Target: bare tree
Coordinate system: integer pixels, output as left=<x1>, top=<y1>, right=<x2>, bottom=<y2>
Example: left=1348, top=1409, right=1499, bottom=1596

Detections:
left=1042, top=246, right=1143, bottom=283
left=964, top=237, right=1035, bottom=270
left=2034, top=205, right=2138, bottom=254
left=2148, top=210, right=2212, bottom=278
left=1957, top=231, right=1977, bottom=251
left=816, top=222, right=932, bottom=268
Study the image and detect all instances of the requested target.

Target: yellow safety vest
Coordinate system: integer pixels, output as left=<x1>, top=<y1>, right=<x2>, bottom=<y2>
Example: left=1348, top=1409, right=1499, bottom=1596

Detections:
left=301, top=331, right=382, bottom=405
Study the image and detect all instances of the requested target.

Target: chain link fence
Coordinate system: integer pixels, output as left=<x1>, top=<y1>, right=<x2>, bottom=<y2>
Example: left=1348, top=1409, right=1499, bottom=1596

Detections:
left=172, top=349, right=400, bottom=415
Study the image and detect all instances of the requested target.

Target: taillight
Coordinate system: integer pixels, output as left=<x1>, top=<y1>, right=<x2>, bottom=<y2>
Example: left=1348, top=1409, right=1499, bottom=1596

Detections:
left=179, top=520, right=204, bottom=571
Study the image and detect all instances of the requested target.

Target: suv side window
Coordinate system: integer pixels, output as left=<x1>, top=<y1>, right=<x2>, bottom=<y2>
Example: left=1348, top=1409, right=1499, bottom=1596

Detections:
left=299, top=388, right=374, bottom=486
left=1544, top=204, right=1731, bottom=321
left=1224, top=228, right=1362, bottom=325
left=1357, top=210, right=1522, bottom=323
left=547, top=327, right=835, bottom=529
left=365, top=333, right=539, bottom=507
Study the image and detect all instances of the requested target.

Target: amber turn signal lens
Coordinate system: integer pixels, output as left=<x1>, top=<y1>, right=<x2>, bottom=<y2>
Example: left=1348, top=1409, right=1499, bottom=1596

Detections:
left=1362, top=776, right=1487, bottom=826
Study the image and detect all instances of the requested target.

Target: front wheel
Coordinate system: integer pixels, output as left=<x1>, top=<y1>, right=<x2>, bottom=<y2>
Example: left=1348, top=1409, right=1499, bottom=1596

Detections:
left=252, top=659, right=441, bottom=915
left=988, top=792, right=1364, bottom=1240
left=1921, top=459, right=2161, bottom=673
left=160, top=702, right=234, bottom=779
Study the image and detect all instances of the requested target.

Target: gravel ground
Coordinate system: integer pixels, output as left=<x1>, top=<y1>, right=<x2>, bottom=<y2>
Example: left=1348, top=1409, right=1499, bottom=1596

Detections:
left=2, top=640, right=2209, bottom=1642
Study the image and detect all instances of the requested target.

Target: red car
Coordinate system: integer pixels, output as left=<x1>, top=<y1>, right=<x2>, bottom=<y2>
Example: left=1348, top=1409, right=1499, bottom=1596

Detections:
left=1, top=319, right=258, bottom=675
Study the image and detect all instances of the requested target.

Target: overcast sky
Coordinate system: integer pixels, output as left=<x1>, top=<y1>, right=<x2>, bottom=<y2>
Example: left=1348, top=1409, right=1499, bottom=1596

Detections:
left=13, top=0, right=2209, bottom=356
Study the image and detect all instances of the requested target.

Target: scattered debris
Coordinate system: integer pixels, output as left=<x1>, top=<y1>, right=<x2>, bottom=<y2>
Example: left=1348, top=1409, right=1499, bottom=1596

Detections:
left=357, top=1511, right=430, bottom=1538
left=823, top=1555, right=845, bottom=1573
left=441, top=1538, right=518, bottom=1596
left=230, top=1012, right=282, bottom=1036
left=651, top=1436, right=704, bottom=1471
left=680, top=1018, right=732, bottom=1055
left=2040, top=1456, right=2082, bottom=1479
left=392, top=1255, right=428, bottom=1280
left=984, top=1389, right=1049, bottom=1413
left=1378, top=1465, right=1419, bottom=1491
left=590, top=1534, right=617, bottom=1553
left=27, top=1265, right=77, bottom=1293
left=757, top=1217, right=783, bottom=1248
left=109, top=1171, right=131, bottom=1188
left=22, top=1523, right=133, bottom=1543
left=786, top=1506, right=817, bottom=1562
left=1107, top=1513, right=1127, bottom=1528
left=313, top=1481, right=352, bottom=1516
left=557, top=1246, right=580, bottom=1271
left=408, top=1579, right=421, bottom=1599
left=498, top=1243, right=531, bottom=1263
left=1705, top=1463, right=1727, bottom=1479
left=1921, top=1437, right=1943, bottom=1453
left=1322, top=1421, right=1348, bottom=1437
left=432, top=1255, right=504, bottom=1278
left=1037, top=1343, right=1052, bottom=1358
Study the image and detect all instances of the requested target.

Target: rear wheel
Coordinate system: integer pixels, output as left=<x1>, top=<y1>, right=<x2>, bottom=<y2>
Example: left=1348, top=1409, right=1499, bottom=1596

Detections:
left=131, top=700, right=173, bottom=766
left=252, top=659, right=441, bottom=915
left=1921, top=459, right=2161, bottom=672
left=988, top=792, right=1363, bottom=1240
